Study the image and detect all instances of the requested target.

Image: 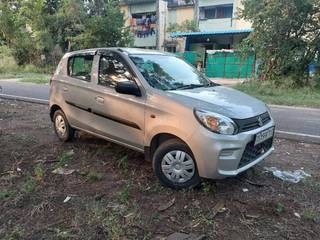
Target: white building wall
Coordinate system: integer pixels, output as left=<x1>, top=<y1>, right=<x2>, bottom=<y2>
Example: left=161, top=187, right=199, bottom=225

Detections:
left=157, top=0, right=167, bottom=50
left=198, top=0, right=251, bottom=31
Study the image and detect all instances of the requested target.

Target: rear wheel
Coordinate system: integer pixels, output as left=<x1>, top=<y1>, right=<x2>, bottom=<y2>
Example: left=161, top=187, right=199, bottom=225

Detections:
left=53, top=110, right=75, bottom=142
left=153, top=139, right=201, bottom=189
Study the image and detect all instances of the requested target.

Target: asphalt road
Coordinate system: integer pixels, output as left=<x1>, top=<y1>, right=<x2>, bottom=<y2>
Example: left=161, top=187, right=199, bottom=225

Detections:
left=1, top=80, right=319, bottom=137
left=0, top=79, right=49, bottom=100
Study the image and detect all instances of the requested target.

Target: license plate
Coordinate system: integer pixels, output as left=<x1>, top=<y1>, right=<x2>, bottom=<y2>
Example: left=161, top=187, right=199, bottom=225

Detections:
left=254, top=127, right=274, bottom=146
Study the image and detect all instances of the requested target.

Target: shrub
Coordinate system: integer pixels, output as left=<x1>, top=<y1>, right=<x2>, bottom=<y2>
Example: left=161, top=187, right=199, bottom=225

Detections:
left=0, top=45, right=18, bottom=73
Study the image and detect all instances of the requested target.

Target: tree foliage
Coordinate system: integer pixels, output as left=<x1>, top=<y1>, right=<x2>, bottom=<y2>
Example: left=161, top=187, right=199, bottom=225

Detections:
left=0, top=0, right=132, bottom=66
left=167, top=20, right=199, bottom=33
left=239, top=0, right=320, bottom=85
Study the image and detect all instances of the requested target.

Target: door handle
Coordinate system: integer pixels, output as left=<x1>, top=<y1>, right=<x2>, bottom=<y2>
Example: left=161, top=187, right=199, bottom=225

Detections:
left=95, top=96, right=104, bottom=103
left=63, top=87, right=69, bottom=92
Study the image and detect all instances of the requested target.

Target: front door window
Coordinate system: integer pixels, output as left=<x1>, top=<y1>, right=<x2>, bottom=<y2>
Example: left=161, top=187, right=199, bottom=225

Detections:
left=98, top=53, right=135, bottom=88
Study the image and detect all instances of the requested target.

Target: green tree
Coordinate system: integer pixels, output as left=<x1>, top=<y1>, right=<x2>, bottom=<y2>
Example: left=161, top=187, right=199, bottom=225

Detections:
left=74, top=0, right=132, bottom=48
left=239, top=0, right=320, bottom=85
left=0, top=0, right=37, bottom=65
left=0, top=0, right=131, bottom=66
left=167, top=19, right=198, bottom=33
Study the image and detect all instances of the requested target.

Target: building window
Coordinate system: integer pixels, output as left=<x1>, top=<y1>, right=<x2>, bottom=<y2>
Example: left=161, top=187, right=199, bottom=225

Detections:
left=166, top=46, right=176, bottom=53
left=130, top=12, right=156, bottom=38
left=200, top=4, right=233, bottom=19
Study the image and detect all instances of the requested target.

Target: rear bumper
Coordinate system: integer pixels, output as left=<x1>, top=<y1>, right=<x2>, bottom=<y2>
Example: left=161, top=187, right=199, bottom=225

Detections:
left=189, top=119, right=275, bottom=179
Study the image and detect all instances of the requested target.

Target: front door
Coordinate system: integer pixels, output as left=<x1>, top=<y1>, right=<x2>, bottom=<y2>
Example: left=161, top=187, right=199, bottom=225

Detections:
left=90, top=51, right=145, bottom=150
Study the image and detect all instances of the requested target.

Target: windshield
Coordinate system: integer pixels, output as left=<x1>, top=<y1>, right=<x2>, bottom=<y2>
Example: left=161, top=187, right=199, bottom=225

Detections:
left=129, top=54, right=213, bottom=91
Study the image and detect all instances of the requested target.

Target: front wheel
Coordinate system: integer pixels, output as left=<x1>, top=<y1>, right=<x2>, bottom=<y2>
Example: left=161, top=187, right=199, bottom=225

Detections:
left=153, top=139, right=201, bottom=189
left=53, top=110, right=75, bottom=142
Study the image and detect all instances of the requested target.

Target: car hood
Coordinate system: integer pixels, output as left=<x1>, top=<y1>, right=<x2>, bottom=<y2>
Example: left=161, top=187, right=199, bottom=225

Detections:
left=167, top=86, right=267, bottom=119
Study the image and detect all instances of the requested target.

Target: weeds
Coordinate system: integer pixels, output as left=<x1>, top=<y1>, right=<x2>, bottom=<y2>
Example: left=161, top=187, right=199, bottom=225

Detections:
left=34, top=163, right=45, bottom=182
left=20, top=74, right=50, bottom=84
left=187, top=207, right=214, bottom=227
left=3, top=225, right=25, bottom=240
left=31, top=200, right=51, bottom=216
left=302, top=208, right=319, bottom=222
left=0, top=189, right=17, bottom=200
left=234, top=81, right=320, bottom=108
left=86, top=170, right=103, bottom=181
left=118, top=181, right=130, bottom=203
left=201, top=181, right=215, bottom=193
left=21, top=176, right=37, bottom=193
left=117, top=155, right=128, bottom=173
left=55, top=150, right=74, bottom=168
left=275, top=202, right=285, bottom=215
left=103, top=212, right=124, bottom=239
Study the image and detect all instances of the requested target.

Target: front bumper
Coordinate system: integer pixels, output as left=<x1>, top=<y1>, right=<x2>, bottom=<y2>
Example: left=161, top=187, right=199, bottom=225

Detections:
left=189, top=119, right=275, bottom=179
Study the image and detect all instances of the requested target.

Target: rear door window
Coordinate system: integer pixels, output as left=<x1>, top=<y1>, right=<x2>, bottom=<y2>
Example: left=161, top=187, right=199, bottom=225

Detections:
left=68, top=55, right=94, bottom=81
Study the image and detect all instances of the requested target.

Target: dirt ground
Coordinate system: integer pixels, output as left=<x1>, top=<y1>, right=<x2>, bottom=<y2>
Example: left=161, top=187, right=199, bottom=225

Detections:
left=0, top=99, right=319, bottom=240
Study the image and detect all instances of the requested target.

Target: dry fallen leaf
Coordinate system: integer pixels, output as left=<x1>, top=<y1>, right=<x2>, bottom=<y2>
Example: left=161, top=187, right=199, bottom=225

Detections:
left=158, top=198, right=175, bottom=212
left=52, top=167, right=75, bottom=175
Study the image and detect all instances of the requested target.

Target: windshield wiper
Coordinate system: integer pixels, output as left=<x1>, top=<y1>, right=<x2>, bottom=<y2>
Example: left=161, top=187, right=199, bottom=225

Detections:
left=206, top=81, right=219, bottom=87
left=172, top=84, right=207, bottom=90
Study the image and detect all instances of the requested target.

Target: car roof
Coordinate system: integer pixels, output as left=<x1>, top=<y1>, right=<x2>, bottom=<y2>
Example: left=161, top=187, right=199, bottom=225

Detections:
left=65, top=47, right=170, bottom=57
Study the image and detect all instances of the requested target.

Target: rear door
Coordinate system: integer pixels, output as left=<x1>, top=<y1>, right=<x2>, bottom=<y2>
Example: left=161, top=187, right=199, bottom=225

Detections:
left=90, top=51, right=146, bottom=150
left=61, top=53, right=96, bottom=130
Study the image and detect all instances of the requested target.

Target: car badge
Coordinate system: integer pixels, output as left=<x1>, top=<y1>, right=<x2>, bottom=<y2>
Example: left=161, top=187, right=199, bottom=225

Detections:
left=257, top=116, right=263, bottom=127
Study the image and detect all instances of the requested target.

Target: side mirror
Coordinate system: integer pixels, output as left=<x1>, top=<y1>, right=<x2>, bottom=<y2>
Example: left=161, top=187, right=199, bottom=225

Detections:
left=115, top=80, right=141, bottom=97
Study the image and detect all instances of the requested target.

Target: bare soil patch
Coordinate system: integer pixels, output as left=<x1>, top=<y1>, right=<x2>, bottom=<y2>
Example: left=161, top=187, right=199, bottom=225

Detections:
left=0, top=99, right=319, bottom=239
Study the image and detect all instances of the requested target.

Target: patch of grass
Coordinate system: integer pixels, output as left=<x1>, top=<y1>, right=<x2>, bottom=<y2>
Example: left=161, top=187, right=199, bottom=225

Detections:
left=117, top=155, right=128, bottom=173
left=201, top=180, right=216, bottom=193
left=14, top=133, right=36, bottom=144
left=275, top=202, right=285, bottom=215
left=31, top=200, right=50, bottom=216
left=20, top=73, right=50, bottom=84
left=21, top=176, right=37, bottom=193
left=187, top=207, right=214, bottom=227
left=0, top=46, right=51, bottom=84
left=55, top=150, right=74, bottom=168
left=0, top=189, right=17, bottom=200
left=233, top=81, right=320, bottom=108
left=151, top=212, right=163, bottom=222
left=85, top=201, right=126, bottom=239
left=103, top=212, right=124, bottom=239
left=4, top=225, right=25, bottom=240
left=118, top=181, right=130, bottom=203
left=53, top=228, right=74, bottom=239
left=34, top=163, right=45, bottom=182
left=301, top=179, right=320, bottom=191
left=86, top=170, right=103, bottom=181
left=302, top=208, right=319, bottom=222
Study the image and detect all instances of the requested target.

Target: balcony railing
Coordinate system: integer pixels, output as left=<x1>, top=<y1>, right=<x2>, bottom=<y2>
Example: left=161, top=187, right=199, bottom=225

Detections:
left=167, top=0, right=194, bottom=8
left=121, top=0, right=156, bottom=5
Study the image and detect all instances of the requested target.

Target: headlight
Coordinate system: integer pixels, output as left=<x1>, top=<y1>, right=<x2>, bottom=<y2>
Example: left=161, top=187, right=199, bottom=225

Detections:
left=194, top=109, right=238, bottom=135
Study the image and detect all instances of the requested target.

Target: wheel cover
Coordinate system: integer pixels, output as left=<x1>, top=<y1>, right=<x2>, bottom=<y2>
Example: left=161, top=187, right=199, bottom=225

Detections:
left=161, top=150, right=195, bottom=183
left=55, top=114, right=66, bottom=137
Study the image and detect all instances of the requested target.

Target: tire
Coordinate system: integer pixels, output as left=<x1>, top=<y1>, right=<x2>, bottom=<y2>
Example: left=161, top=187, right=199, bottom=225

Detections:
left=152, top=139, right=201, bottom=189
left=53, top=109, right=75, bottom=142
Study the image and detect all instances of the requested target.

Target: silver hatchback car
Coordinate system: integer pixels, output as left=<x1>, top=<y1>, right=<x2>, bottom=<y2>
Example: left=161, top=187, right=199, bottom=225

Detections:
left=49, top=48, right=275, bottom=189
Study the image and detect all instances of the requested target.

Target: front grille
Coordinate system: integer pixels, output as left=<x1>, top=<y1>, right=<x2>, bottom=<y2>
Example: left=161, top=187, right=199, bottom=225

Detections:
left=238, top=138, right=273, bottom=169
left=233, top=112, right=271, bottom=133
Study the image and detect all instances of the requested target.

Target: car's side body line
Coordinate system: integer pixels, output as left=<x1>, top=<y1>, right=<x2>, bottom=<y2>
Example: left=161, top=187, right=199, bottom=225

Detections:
left=65, top=100, right=141, bottom=130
